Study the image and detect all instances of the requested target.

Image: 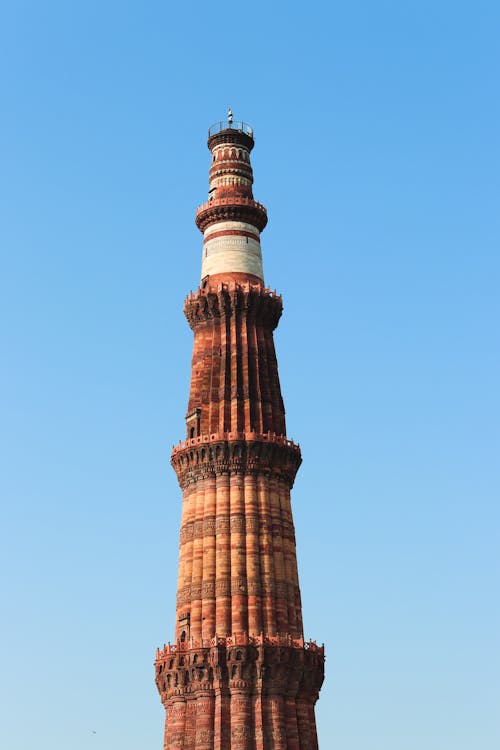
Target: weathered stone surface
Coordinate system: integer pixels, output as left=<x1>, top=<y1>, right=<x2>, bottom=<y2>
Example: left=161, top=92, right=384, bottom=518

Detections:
left=156, top=122, right=324, bottom=748
left=156, top=641, right=324, bottom=750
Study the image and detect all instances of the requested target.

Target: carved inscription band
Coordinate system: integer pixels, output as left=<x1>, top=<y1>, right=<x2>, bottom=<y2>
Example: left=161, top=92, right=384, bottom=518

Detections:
left=179, top=514, right=296, bottom=545
left=176, top=580, right=300, bottom=606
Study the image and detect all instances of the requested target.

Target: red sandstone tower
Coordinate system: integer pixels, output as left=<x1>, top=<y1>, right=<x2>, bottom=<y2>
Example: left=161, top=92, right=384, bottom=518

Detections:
left=155, top=117, right=324, bottom=749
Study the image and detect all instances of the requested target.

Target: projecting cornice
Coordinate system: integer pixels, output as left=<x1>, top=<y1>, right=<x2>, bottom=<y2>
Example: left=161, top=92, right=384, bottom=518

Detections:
left=171, top=432, right=302, bottom=489
left=184, top=283, right=282, bottom=331
left=195, top=197, right=268, bottom=233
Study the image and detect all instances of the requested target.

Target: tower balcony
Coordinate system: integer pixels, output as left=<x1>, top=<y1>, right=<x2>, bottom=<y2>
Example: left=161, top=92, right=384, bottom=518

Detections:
left=207, top=120, right=255, bottom=151
left=195, top=196, right=268, bottom=232
left=208, top=120, right=254, bottom=138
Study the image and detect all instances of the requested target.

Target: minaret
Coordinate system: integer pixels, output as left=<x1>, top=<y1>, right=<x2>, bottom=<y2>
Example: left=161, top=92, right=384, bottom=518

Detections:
left=155, top=116, right=324, bottom=750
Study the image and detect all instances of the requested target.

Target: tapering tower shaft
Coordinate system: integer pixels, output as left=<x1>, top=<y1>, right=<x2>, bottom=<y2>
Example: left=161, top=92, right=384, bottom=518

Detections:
left=156, top=120, right=324, bottom=750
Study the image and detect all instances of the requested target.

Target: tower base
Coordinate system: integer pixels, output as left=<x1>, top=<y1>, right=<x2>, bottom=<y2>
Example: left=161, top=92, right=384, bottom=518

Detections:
left=156, top=634, right=324, bottom=750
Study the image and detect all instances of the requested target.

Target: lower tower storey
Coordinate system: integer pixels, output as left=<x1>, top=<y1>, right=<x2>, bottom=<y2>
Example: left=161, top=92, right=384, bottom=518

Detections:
left=155, top=635, right=324, bottom=750
left=157, top=433, right=325, bottom=749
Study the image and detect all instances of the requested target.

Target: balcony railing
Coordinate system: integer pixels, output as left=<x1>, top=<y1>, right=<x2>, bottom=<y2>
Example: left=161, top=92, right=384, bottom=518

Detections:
left=208, top=120, right=254, bottom=138
left=196, top=196, right=267, bottom=216
left=155, top=633, right=324, bottom=660
left=171, top=430, right=300, bottom=456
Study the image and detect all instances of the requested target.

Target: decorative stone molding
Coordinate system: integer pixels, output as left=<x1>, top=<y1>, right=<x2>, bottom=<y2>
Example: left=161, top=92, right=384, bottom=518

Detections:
left=155, top=639, right=325, bottom=714
left=184, top=283, right=282, bottom=331
left=171, top=435, right=302, bottom=489
left=196, top=197, right=268, bottom=233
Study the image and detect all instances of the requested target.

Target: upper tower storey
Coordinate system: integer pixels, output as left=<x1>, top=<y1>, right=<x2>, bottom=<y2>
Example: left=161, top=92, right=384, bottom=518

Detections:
left=195, top=114, right=268, bottom=286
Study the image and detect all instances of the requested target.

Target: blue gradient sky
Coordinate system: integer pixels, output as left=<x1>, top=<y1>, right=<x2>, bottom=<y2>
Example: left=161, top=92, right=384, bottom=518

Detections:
left=1, top=2, right=499, bottom=748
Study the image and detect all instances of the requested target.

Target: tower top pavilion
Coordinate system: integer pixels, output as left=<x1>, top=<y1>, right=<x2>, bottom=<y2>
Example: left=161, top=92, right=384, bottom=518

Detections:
left=195, top=118, right=268, bottom=286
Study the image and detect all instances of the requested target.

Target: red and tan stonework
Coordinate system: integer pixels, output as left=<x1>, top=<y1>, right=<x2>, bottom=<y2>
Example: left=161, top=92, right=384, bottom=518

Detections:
left=156, top=120, right=324, bottom=749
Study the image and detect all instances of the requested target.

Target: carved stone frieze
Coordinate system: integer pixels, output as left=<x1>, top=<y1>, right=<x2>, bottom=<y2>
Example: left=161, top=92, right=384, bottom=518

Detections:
left=215, top=516, right=230, bottom=534
left=247, top=579, right=262, bottom=595
left=195, top=200, right=268, bottom=234
left=179, top=514, right=295, bottom=546
left=193, top=519, right=204, bottom=537
left=172, top=438, right=301, bottom=489
left=184, top=286, right=281, bottom=331
left=190, top=582, right=202, bottom=600
left=176, top=586, right=190, bottom=605
left=203, top=516, right=216, bottom=536
left=231, top=577, right=248, bottom=594
left=214, top=579, right=230, bottom=596
left=201, top=581, right=215, bottom=598
left=156, top=641, right=324, bottom=707
left=230, top=514, right=246, bottom=532
left=245, top=514, right=259, bottom=532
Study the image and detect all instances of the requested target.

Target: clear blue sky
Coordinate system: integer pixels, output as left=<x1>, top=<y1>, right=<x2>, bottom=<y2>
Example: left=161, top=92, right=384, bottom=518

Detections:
left=1, top=2, right=498, bottom=748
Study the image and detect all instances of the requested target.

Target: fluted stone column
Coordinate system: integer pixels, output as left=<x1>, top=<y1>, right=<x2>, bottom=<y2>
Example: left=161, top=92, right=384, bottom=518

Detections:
left=156, top=119, right=324, bottom=749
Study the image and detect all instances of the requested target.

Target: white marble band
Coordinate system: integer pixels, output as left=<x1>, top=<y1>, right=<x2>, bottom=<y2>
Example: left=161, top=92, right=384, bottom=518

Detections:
left=203, top=221, right=260, bottom=240
left=201, top=233, right=264, bottom=280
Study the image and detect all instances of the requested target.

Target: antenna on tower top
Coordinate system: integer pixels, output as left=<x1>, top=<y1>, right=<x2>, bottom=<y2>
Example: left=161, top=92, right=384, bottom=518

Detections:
left=227, top=107, right=233, bottom=124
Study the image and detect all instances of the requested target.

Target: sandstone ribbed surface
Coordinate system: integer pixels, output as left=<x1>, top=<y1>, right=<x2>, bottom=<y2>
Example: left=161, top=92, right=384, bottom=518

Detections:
left=156, top=121, right=324, bottom=749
